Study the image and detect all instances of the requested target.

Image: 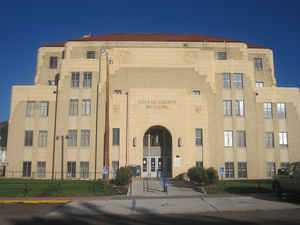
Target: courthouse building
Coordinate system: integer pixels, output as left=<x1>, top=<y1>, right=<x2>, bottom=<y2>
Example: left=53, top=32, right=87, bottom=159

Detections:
left=6, top=34, right=300, bottom=180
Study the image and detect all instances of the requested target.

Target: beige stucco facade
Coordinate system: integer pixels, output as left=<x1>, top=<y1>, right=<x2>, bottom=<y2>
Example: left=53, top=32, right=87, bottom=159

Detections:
left=6, top=34, right=300, bottom=180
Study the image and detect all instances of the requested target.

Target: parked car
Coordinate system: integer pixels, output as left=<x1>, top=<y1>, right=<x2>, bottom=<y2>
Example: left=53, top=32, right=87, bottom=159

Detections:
left=272, top=162, right=300, bottom=198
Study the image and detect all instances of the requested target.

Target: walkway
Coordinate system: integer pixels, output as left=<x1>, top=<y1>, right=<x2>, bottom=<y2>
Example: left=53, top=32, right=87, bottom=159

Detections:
left=127, top=178, right=204, bottom=197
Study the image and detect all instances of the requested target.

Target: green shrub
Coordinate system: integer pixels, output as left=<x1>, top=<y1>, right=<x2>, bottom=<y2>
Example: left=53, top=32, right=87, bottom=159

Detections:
left=206, top=167, right=218, bottom=184
left=187, top=166, right=218, bottom=185
left=115, top=167, right=134, bottom=185
left=187, top=167, right=207, bottom=184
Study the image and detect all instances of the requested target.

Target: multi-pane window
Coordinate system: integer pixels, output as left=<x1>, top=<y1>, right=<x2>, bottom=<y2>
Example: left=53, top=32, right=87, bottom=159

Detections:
left=87, top=51, right=96, bottom=59
left=254, top=58, right=263, bottom=71
left=24, top=130, right=33, bottom=147
left=71, top=72, right=80, bottom=88
left=223, top=100, right=232, bottom=116
left=217, top=51, right=227, bottom=60
left=265, top=132, right=274, bottom=148
left=69, top=99, right=78, bottom=116
left=279, top=132, right=288, bottom=148
left=266, top=162, right=276, bottom=178
left=82, top=99, right=91, bottom=116
left=37, top=161, right=46, bottom=178
left=195, top=128, right=203, bottom=146
left=80, top=162, right=89, bottom=179
left=192, top=90, right=200, bottom=95
left=22, top=161, right=32, bottom=177
left=264, top=102, right=272, bottom=118
left=67, top=161, right=76, bottom=179
left=236, top=100, right=244, bottom=116
left=112, top=128, right=120, bottom=146
left=49, top=56, right=57, bottom=69
left=236, top=130, right=246, bottom=147
left=225, top=162, right=234, bottom=178
left=196, top=161, right=203, bottom=168
left=40, top=101, right=49, bottom=117
left=68, top=130, right=77, bottom=147
left=224, top=131, right=233, bottom=147
left=114, top=90, right=122, bottom=94
left=280, top=162, right=289, bottom=169
left=238, top=162, right=247, bottom=178
left=234, top=73, right=243, bottom=88
left=80, top=130, right=90, bottom=147
left=222, top=73, right=231, bottom=88
left=256, top=82, right=264, bottom=88
left=26, top=101, right=35, bottom=117
left=277, top=103, right=286, bottom=119
left=83, top=72, right=92, bottom=88
left=38, top=131, right=48, bottom=148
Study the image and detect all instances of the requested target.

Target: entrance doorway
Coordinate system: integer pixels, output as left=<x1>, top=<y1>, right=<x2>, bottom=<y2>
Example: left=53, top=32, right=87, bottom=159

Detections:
left=142, top=126, right=172, bottom=178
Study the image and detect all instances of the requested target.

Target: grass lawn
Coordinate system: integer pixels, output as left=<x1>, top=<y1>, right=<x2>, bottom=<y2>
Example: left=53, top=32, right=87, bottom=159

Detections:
left=205, top=180, right=273, bottom=194
left=0, top=178, right=128, bottom=197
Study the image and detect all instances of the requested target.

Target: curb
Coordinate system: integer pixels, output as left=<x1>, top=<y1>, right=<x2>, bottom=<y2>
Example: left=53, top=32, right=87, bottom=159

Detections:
left=0, top=200, right=71, bottom=204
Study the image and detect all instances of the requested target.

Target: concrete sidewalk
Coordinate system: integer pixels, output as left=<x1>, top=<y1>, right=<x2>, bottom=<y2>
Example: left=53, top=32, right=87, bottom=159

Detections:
left=48, top=196, right=300, bottom=217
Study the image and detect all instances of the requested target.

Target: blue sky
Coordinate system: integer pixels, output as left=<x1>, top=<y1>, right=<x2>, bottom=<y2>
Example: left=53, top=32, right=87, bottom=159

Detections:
left=1, top=0, right=300, bottom=122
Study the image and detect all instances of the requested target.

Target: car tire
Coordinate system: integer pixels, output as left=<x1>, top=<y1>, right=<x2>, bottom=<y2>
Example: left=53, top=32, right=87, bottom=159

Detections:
left=274, top=183, right=282, bottom=198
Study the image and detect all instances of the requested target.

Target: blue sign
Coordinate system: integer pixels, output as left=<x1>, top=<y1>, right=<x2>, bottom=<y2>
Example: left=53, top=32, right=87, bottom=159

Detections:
left=103, top=166, right=108, bottom=175
left=220, top=167, right=224, bottom=175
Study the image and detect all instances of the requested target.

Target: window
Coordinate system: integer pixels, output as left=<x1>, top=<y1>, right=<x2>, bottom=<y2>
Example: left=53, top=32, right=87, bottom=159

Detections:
left=111, top=161, right=119, bottom=179
left=37, top=161, right=46, bottom=178
left=225, top=162, right=234, bottom=178
left=68, top=130, right=77, bottom=147
left=236, top=100, right=244, bottom=116
left=83, top=72, right=92, bottom=88
left=234, top=73, right=243, bottom=88
left=62, top=51, right=65, bottom=59
left=266, top=162, right=276, bottom=178
left=192, top=90, right=200, bottom=95
left=87, top=51, right=96, bottom=59
left=26, top=101, right=35, bottom=117
left=277, top=103, right=286, bottom=119
left=265, top=132, right=274, bottom=148
left=38, top=131, right=48, bottom=148
left=114, top=90, right=122, bottom=94
left=67, top=161, right=76, bottom=179
left=112, top=128, right=120, bottom=146
left=223, top=100, right=232, bottom=116
left=256, top=82, right=264, bottom=88
left=82, top=99, right=91, bottom=116
left=22, top=161, right=32, bottom=177
left=238, top=162, right=247, bottom=178
left=280, top=162, right=289, bottom=169
left=80, top=130, right=90, bottom=147
left=40, top=101, right=49, bottom=117
left=237, top=130, right=246, bottom=147
left=69, top=99, right=78, bottom=116
left=279, top=132, right=288, bottom=148
left=195, top=128, right=203, bottom=146
left=264, top=102, right=272, bottom=118
left=254, top=58, right=263, bottom=71
left=48, top=80, right=56, bottom=86
left=222, top=73, right=231, bottom=88
left=224, top=131, right=233, bottom=147
left=217, top=51, right=227, bottom=60
left=196, top=161, right=203, bottom=168
left=49, top=56, right=57, bottom=69
left=24, top=130, right=33, bottom=147
left=71, top=72, right=80, bottom=88
left=80, top=162, right=89, bottom=179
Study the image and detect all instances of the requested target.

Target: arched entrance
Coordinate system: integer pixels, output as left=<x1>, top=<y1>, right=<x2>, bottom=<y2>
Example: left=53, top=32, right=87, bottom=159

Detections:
left=142, top=126, right=172, bottom=178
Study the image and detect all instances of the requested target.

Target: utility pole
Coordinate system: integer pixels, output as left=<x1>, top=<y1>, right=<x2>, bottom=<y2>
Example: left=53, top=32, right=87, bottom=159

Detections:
left=105, top=52, right=110, bottom=187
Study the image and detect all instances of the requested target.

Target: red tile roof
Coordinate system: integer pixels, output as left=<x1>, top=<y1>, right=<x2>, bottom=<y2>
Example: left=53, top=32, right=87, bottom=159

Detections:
left=42, top=34, right=269, bottom=49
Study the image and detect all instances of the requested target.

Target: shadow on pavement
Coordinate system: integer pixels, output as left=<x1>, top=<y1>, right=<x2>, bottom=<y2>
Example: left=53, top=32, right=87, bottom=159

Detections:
left=9, top=201, right=300, bottom=225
